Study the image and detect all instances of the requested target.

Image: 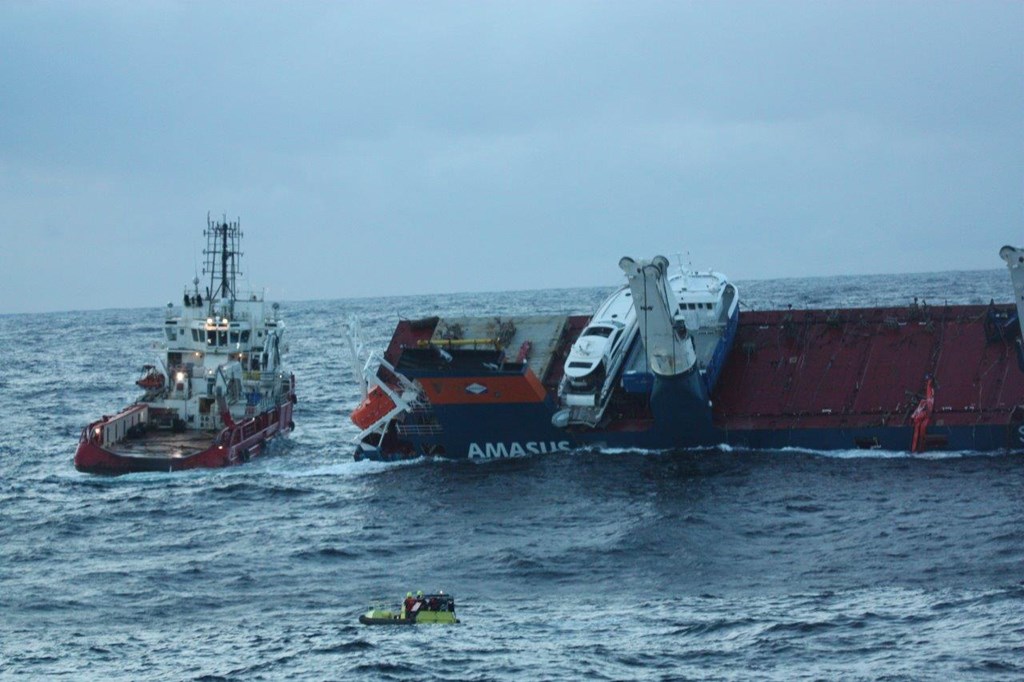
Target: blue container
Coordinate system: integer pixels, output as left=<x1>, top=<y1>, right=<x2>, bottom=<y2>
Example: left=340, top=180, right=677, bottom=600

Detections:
left=621, top=371, right=654, bottom=394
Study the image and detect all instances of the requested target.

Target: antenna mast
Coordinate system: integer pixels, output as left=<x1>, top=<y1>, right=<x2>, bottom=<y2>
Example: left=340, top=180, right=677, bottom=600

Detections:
left=203, top=214, right=244, bottom=311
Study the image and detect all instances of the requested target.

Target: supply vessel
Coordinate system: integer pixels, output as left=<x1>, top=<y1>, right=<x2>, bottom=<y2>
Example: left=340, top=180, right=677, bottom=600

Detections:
left=350, top=247, right=1024, bottom=460
left=74, top=216, right=297, bottom=475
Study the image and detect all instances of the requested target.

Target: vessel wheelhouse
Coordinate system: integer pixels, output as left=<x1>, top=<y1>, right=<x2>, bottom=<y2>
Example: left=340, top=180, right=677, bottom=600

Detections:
left=661, top=267, right=740, bottom=391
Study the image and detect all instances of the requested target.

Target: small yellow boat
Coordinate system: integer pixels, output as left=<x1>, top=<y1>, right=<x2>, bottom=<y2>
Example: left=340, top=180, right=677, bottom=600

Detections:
left=359, top=593, right=459, bottom=625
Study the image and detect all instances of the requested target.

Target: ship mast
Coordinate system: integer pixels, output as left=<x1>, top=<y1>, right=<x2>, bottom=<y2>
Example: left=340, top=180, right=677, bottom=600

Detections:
left=203, top=214, right=243, bottom=315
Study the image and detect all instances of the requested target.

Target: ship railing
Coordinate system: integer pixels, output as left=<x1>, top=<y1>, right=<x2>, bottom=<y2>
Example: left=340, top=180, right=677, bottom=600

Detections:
left=85, top=404, right=149, bottom=448
left=233, top=288, right=264, bottom=302
left=396, top=422, right=444, bottom=436
left=350, top=350, right=425, bottom=441
left=354, top=397, right=419, bottom=442
left=346, top=315, right=428, bottom=441
left=361, top=350, right=420, bottom=405
left=346, top=316, right=420, bottom=400
left=395, top=400, right=442, bottom=435
left=210, top=308, right=253, bottom=322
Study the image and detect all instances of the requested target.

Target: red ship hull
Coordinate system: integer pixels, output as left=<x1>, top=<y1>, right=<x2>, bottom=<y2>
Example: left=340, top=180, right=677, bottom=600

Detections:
left=74, top=401, right=295, bottom=475
left=712, top=305, right=1024, bottom=447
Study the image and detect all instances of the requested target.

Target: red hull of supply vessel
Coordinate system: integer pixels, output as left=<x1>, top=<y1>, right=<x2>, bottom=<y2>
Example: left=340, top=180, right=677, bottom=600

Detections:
left=74, top=399, right=295, bottom=475
left=349, top=249, right=1024, bottom=461
left=74, top=216, right=297, bottom=475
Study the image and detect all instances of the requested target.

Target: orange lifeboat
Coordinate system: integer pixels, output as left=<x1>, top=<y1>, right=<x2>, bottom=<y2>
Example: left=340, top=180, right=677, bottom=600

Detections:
left=136, top=365, right=165, bottom=390
left=351, top=386, right=396, bottom=430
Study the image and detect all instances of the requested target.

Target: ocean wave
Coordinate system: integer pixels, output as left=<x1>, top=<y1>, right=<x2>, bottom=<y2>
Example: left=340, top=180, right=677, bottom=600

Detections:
left=5, top=275, right=1023, bottom=681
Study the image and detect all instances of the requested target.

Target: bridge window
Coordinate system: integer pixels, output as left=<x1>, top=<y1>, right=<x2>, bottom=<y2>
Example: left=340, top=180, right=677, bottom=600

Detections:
left=227, top=330, right=251, bottom=345
left=205, top=330, right=229, bottom=346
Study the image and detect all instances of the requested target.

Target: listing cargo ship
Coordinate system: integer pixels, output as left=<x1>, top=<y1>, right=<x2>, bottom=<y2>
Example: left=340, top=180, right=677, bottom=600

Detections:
left=350, top=247, right=1024, bottom=461
left=74, top=216, right=297, bottom=475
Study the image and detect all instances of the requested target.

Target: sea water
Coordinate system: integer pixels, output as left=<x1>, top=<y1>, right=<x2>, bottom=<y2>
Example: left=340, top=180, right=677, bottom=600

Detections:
left=1, top=270, right=1021, bottom=680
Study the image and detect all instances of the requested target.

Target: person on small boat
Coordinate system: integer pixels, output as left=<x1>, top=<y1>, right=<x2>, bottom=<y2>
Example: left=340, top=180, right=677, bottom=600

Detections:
left=403, top=592, right=416, bottom=617
left=401, top=591, right=427, bottom=619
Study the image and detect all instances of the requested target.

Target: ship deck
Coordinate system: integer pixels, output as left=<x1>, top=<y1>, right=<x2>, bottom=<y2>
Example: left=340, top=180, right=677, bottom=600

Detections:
left=428, top=315, right=570, bottom=383
left=109, top=429, right=217, bottom=459
left=384, top=314, right=590, bottom=390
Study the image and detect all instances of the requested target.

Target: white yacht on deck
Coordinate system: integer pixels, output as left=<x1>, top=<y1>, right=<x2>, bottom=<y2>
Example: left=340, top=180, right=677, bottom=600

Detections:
left=557, top=261, right=739, bottom=427
left=560, top=285, right=638, bottom=407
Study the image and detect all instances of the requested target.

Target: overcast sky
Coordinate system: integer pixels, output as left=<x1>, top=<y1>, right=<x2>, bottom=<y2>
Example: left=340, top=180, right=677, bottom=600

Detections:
left=1, top=1, right=1021, bottom=314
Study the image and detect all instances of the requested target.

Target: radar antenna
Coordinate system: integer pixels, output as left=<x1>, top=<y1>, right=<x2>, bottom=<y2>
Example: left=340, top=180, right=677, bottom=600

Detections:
left=203, top=213, right=244, bottom=310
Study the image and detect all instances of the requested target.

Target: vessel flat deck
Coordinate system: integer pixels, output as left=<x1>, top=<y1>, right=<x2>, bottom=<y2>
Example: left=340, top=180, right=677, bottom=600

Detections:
left=431, top=315, right=570, bottom=383
left=110, top=430, right=217, bottom=459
